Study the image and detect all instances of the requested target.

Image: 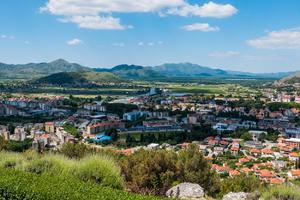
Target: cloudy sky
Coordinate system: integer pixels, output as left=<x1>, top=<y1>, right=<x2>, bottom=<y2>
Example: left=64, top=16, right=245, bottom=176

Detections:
left=0, top=0, right=300, bottom=72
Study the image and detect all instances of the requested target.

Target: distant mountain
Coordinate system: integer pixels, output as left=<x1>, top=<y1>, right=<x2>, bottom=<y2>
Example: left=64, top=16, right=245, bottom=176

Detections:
left=152, top=63, right=296, bottom=78
left=274, top=71, right=300, bottom=86
left=152, top=63, right=229, bottom=77
left=33, top=71, right=124, bottom=86
left=94, top=64, right=162, bottom=79
left=0, top=59, right=296, bottom=81
left=0, top=59, right=90, bottom=80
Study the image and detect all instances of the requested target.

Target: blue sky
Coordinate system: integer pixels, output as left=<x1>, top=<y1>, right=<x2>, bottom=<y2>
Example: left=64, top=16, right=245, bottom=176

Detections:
left=0, top=0, right=300, bottom=72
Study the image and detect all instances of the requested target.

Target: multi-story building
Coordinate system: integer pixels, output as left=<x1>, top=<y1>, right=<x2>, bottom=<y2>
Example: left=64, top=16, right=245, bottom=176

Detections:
left=87, top=121, right=125, bottom=135
left=45, top=122, right=55, bottom=133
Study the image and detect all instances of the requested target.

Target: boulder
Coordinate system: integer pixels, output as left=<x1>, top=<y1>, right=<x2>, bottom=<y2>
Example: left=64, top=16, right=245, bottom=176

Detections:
left=222, top=192, right=249, bottom=200
left=166, top=182, right=204, bottom=199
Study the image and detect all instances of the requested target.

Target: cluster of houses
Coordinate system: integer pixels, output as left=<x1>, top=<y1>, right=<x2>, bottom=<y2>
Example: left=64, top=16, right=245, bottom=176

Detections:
left=201, top=134, right=300, bottom=185
left=0, top=96, right=68, bottom=117
left=0, top=122, right=75, bottom=150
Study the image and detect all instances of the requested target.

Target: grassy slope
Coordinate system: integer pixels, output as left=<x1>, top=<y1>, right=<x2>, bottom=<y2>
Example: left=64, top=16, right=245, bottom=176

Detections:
left=0, top=168, right=164, bottom=200
left=82, top=72, right=125, bottom=83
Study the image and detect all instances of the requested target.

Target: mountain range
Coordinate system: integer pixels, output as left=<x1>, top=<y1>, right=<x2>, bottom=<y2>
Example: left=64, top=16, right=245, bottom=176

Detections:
left=0, top=59, right=298, bottom=84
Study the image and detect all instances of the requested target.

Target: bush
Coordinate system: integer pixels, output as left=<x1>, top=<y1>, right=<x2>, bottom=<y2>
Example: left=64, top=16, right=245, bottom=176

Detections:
left=120, top=144, right=220, bottom=196
left=262, top=185, right=300, bottom=200
left=60, top=143, right=89, bottom=159
left=0, top=168, right=164, bottom=200
left=0, top=136, right=7, bottom=151
left=74, top=155, right=124, bottom=189
left=6, top=138, right=33, bottom=152
left=218, top=174, right=262, bottom=198
left=120, top=149, right=177, bottom=195
left=176, top=144, right=221, bottom=196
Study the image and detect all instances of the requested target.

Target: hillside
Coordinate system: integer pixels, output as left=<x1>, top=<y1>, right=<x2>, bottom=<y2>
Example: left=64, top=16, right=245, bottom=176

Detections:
left=94, top=64, right=162, bottom=79
left=274, top=71, right=300, bottom=86
left=152, top=63, right=229, bottom=77
left=0, top=59, right=90, bottom=80
left=83, top=72, right=124, bottom=83
left=33, top=71, right=124, bottom=86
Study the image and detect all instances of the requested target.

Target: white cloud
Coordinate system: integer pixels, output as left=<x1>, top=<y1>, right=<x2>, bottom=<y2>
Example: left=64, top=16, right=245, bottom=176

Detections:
left=209, top=51, right=240, bottom=57
left=41, top=1, right=237, bottom=30
left=61, top=15, right=129, bottom=30
left=138, top=42, right=144, bottom=46
left=167, top=1, right=238, bottom=18
left=182, top=23, right=219, bottom=32
left=67, top=38, right=83, bottom=45
left=24, top=40, right=30, bottom=45
left=112, top=43, right=125, bottom=47
left=40, top=0, right=184, bottom=15
left=247, top=28, right=300, bottom=49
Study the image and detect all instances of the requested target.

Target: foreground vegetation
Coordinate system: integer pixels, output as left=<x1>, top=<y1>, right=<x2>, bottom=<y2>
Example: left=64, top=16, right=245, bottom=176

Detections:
left=0, top=168, right=164, bottom=200
left=0, top=145, right=300, bottom=200
left=0, top=151, right=123, bottom=189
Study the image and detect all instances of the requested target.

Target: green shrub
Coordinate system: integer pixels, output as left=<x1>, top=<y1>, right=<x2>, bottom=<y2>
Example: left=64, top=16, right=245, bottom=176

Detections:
left=74, top=155, right=124, bottom=189
left=60, top=143, right=89, bottom=159
left=0, top=168, right=165, bottom=200
left=262, top=185, right=300, bottom=200
left=120, top=144, right=220, bottom=196
left=218, top=174, right=262, bottom=198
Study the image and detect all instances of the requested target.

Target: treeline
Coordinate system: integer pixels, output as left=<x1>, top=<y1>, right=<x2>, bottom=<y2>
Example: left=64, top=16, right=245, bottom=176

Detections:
left=125, top=125, right=216, bottom=147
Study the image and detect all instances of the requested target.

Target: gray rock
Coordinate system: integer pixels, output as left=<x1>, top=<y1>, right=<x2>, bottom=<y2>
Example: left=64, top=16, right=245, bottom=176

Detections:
left=166, top=182, right=204, bottom=199
left=222, top=192, right=249, bottom=200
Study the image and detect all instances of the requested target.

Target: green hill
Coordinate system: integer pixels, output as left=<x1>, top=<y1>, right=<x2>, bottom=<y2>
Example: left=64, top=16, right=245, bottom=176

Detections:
left=0, top=59, right=90, bottom=80
left=33, top=71, right=124, bottom=86
left=83, top=72, right=124, bottom=83
left=94, top=64, right=163, bottom=79
left=152, top=63, right=229, bottom=77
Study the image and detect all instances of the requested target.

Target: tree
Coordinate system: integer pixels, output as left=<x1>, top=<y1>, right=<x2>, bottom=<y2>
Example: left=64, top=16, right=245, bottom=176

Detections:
left=7, top=139, right=33, bottom=152
left=60, top=143, right=89, bottom=159
left=120, top=144, right=221, bottom=197
left=63, top=123, right=81, bottom=139
left=125, top=134, right=136, bottom=144
left=0, top=136, right=7, bottom=151
left=105, top=128, right=119, bottom=141
left=241, top=132, right=252, bottom=141
left=120, top=149, right=177, bottom=195
left=139, top=133, right=145, bottom=143
left=176, top=144, right=221, bottom=196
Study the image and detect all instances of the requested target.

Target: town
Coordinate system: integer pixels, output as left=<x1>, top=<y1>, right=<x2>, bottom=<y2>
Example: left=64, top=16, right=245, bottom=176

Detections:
left=1, top=84, right=300, bottom=188
left=1, top=0, right=300, bottom=199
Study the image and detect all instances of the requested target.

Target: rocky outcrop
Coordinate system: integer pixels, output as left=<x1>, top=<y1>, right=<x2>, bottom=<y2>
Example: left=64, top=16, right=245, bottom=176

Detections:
left=222, top=192, right=249, bottom=200
left=166, top=182, right=204, bottom=199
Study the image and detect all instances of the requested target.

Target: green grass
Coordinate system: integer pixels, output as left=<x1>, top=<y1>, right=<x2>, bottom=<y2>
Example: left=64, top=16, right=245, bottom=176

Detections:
left=0, top=168, right=165, bottom=200
left=0, top=151, right=123, bottom=189
left=261, top=185, right=300, bottom=200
